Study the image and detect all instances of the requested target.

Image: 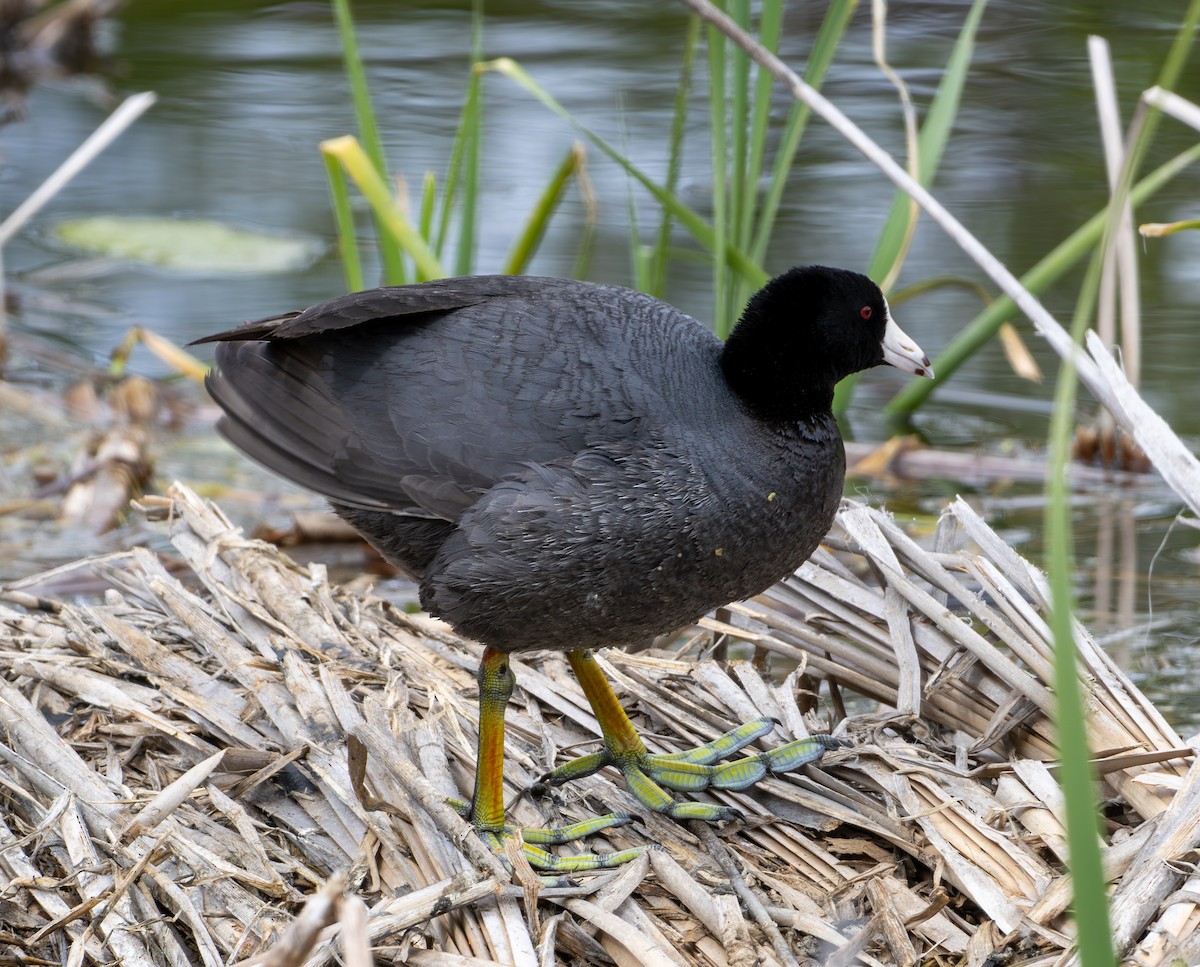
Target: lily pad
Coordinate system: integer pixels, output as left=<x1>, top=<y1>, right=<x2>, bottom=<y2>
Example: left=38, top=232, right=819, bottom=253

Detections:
left=51, top=216, right=324, bottom=274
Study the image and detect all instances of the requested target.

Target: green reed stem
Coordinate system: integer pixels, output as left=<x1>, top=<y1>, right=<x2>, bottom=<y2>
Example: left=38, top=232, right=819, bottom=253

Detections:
left=329, top=0, right=405, bottom=285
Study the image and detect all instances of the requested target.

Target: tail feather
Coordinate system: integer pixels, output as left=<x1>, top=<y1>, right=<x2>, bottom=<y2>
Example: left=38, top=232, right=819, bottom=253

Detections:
left=207, top=341, right=398, bottom=510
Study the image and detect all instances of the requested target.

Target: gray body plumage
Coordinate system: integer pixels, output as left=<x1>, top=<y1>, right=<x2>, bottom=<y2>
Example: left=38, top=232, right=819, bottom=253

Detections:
left=203, top=275, right=847, bottom=653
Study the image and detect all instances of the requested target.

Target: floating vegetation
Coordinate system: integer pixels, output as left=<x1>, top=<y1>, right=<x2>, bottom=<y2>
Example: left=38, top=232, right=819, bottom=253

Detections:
left=50, top=216, right=325, bottom=275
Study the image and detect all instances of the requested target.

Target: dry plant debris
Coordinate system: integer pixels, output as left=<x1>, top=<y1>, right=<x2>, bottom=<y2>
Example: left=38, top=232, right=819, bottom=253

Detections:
left=0, top=482, right=1197, bottom=966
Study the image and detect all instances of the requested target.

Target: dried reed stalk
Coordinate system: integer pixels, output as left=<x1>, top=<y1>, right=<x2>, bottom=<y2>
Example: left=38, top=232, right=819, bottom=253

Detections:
left=0, top=481, right=1194, bottom=965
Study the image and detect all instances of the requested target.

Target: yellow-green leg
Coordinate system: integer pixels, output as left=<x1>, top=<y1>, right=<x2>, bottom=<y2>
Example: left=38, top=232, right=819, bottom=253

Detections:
left=543, top=649, right=838, bottom=820
left=461, top=648, right=644, bottom=872
left=468, top=647, right=514, bottom=831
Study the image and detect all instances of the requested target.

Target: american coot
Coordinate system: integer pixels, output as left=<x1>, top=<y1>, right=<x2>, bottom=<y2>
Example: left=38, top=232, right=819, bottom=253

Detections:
left=196, top=266, right=932, bottom=871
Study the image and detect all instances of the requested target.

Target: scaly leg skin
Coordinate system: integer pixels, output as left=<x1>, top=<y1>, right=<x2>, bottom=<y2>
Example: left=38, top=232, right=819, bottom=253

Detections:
left=541, top=649, right=840, bottom=820
left=462, top=648, right=645, bottom=872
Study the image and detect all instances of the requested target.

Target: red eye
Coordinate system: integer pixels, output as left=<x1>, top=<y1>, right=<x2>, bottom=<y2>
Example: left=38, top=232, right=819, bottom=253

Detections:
left=860, top=306, right=873, bottom=319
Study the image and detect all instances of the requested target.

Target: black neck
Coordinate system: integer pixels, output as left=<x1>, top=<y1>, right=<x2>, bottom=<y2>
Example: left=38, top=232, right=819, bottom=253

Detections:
left=719, top=335, right=836, bottom=424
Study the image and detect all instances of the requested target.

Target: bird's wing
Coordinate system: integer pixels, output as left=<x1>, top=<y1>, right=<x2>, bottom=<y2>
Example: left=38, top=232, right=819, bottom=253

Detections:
left=191, top=278, right=508, bottom=344
left=207, top=337, right=489, bottom=517
left=202, top=278, right=717, bottom=521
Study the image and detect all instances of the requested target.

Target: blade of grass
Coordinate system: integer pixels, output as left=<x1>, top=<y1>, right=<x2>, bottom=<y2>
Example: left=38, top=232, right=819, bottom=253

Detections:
left=434, top=63, right=481, bottom=264
left=321, top=136, right=446, bottom=281
left=570, top=152, right=598, bottom=281
left=503, top=143, right=585, bottom=275
left=707, top=19, right=731, bottom=335
left=486, top=56, right=766, bottom=288
left=631, top=246, right=650, bottom=294
left=329, top=0, right=384, bottom=183
left=330, top=0, right=405, bottom=285
left=454, top=1, right=486, bottom=277
left=883, top=143, right=1200, bottom=420
left=730, top=0, right=784, bottom=330
left=1002, top=123, right=1145, bottom=954
left=739, top=0, right=781, bottom=251
left=729, top=0, right=746, bottom=332
left=625, top=124, right=648, bottom=290
left=323, top=151, right=364, bottom=292
left=419, top=170, right=438, bottom=244
left=1045, top=229, right=1117, bottom=967
left=749, top=0, right=856, bottom=266
left=617, top=96, right=648, bottom=288
left=888, top=274, right=991, bottom=307
left=1043, top=42, right=1200, bottom=953
left=728, top=0, right=750, bottom=267
left=432, top=0, right=486, bottom=268
left=648, top=15, right=702, bottom=297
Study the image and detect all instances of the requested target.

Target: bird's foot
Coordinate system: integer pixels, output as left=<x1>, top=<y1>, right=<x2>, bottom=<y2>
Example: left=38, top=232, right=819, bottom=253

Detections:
left=447, top=798, right=644, bottom=872
left=541, top=716, right=841, bottom=820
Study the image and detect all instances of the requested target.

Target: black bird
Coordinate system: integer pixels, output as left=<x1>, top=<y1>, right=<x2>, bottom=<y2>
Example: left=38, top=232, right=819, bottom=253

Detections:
left=196, top=267, right=933, bottom=871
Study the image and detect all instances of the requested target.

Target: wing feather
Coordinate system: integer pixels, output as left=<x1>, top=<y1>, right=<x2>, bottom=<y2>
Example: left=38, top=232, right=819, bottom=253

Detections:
left=201, top=276, right=722, bottom=523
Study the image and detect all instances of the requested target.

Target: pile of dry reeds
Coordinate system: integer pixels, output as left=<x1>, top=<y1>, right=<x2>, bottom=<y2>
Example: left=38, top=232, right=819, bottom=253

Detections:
left=0, top=481, right=1197, bottom=967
